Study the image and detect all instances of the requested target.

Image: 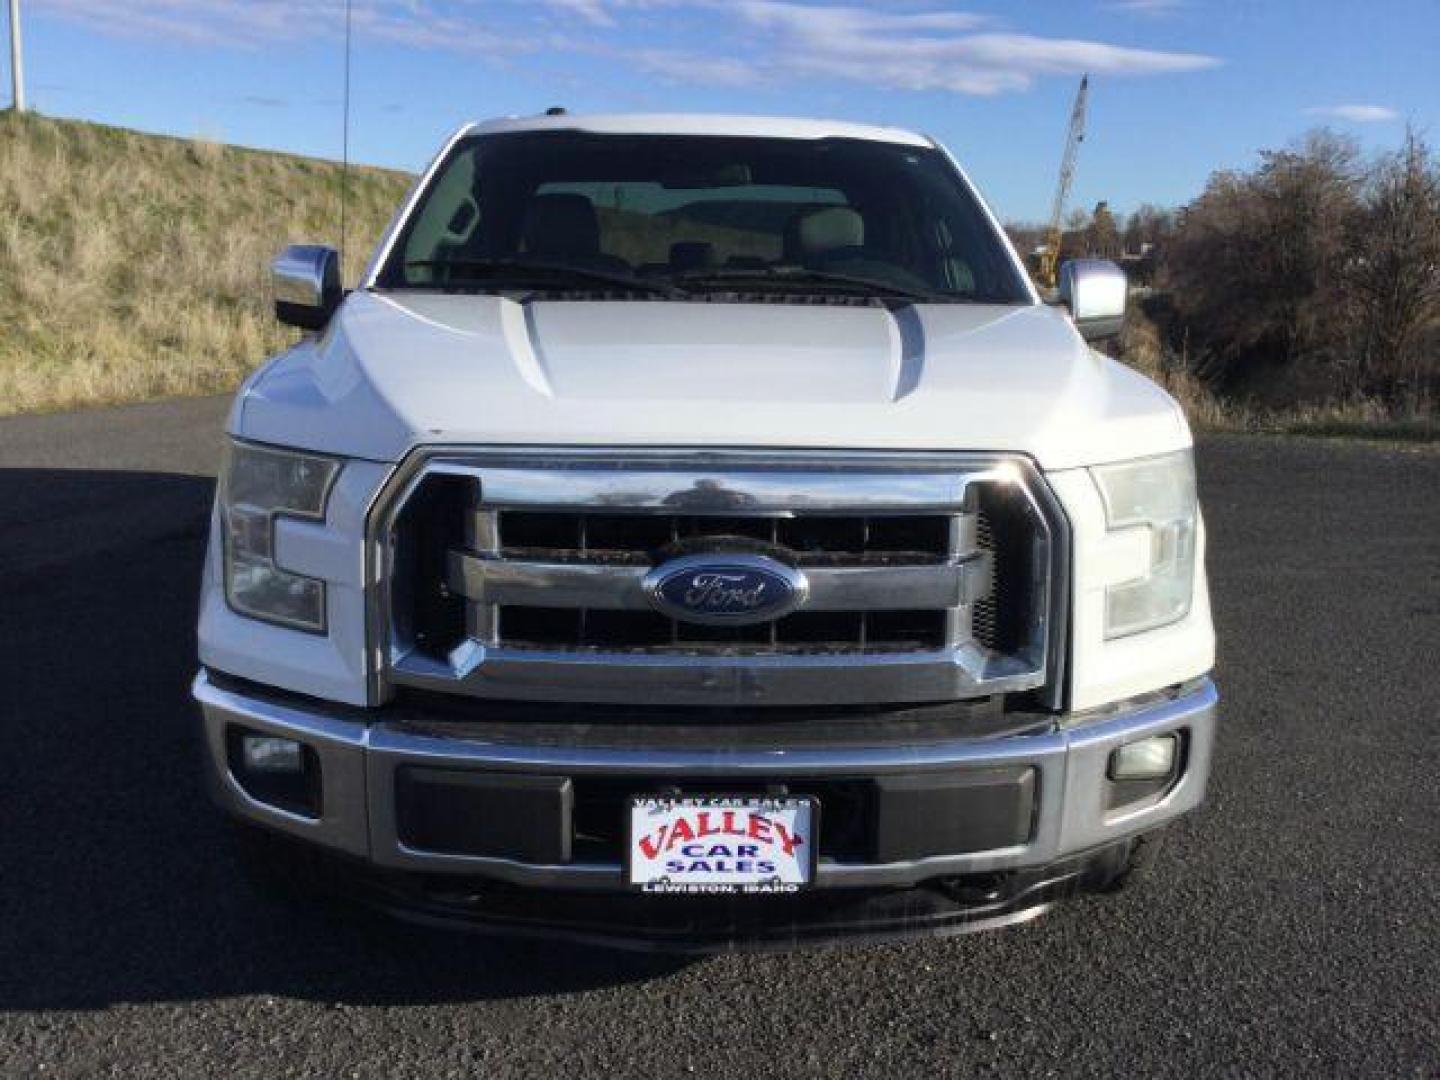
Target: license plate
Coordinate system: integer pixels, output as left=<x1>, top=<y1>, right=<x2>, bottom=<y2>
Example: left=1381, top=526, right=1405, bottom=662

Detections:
left=627, top=796, right=817, bottom=894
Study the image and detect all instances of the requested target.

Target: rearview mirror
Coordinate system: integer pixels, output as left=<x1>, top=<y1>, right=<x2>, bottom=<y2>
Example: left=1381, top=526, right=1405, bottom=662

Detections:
left=660, top=162, right=753, bottom=189
left=272, top=245, right=341, bottom=331
left=1057, top=259, right=1127, bottom=342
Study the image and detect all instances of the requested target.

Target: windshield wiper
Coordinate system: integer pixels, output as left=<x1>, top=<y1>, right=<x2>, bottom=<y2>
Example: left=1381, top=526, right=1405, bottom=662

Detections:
left=674, top=265, right=947, bottom=303
left=403, top=257, right=686, bottom=298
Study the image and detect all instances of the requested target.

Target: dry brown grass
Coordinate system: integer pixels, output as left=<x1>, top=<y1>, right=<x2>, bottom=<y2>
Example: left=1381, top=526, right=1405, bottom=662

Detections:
left=1119, top=307, right=1235, bottom=430
left=0, top=111, right=411, bottom=416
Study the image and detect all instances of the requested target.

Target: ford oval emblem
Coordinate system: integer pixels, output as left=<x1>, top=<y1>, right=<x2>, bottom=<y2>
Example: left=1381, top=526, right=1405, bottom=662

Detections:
left=643, top=554, right=809, bottom=626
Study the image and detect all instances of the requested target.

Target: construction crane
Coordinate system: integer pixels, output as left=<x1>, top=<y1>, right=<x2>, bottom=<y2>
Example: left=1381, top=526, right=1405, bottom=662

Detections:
left=1038, top=74, right=1089, bottom=290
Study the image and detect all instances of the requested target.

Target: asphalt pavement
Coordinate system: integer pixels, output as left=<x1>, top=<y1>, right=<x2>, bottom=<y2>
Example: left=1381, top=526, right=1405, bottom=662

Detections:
left=1, top=396, right=1436, bottom=1077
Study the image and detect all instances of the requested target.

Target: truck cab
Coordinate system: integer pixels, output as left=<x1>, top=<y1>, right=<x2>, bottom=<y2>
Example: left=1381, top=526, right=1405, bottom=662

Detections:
left=196, top=113, right=1216, bottom=948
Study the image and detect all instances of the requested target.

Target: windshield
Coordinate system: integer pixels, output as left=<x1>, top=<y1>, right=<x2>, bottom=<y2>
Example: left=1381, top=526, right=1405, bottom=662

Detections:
left=377, top=131, right=1030, bottom=303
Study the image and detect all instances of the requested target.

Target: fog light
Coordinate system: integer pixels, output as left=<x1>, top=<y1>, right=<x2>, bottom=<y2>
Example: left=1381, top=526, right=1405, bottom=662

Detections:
left=241, top=735, right=304, bottom=775
left=1109, top=734, right=1178, bottom=781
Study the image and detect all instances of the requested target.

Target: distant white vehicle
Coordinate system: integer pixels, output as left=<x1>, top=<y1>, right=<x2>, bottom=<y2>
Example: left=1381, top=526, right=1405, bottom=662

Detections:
left=195, top=112, right=1216, bottom=949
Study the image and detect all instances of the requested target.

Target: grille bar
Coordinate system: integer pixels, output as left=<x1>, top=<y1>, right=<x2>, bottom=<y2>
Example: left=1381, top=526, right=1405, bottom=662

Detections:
left=495, top=511, right=956, bottom=562
left=464, top=465, right=977, bottom=513
left=446, top=551, right=992, bottom=612
left=497, top=606, right=950, bottom=652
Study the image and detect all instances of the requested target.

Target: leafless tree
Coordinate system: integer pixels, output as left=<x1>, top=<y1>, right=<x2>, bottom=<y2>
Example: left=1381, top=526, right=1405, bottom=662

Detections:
left=1122, top=204, right=1176, bottom=256
left=1086, top=201, right=1122, bottom=258
left=1346, top=129, right=1440, bottom=410
left=1161, top=130, right=1362, bottom=392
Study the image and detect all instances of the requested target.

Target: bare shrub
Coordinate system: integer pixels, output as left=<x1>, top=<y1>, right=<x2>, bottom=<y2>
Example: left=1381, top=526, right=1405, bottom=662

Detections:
left=1153, top=128, right=1438, bottom=421
left=1161, top=131, right=1362, bottom=396
left=1345, top=130, right=1440, bottom=411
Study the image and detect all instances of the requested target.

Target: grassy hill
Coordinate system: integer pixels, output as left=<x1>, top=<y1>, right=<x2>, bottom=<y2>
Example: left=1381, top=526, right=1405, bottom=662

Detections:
left=0, top=112, right=412, bottom=416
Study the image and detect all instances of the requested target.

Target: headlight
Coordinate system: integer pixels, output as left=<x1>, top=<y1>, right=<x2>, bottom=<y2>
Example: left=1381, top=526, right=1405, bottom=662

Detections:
left=220, top=440, right=341, bottom=633
left=1090, top=450, right=1197, bottom=639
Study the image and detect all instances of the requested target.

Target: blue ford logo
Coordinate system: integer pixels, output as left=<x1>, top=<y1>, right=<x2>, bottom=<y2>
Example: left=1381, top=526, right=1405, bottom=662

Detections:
left=643, top=554, right=809, bottom=626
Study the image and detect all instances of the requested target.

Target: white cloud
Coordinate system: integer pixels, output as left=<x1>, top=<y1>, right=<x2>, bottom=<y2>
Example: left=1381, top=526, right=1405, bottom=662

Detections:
left=32, top=0, right=1222, bottom=97
left=543, top=0, right=617, bottom=27
left=31, top=0, right=527, bottom=54
left=1305, top=104, right=1398, bottom=123
left=1103, top=0, right=1187, bottom=15
left=30, top=0, right=295, bottom=46
left=731, top=1, right=1219, bottom=95
left=736, top=2, right=993, bottom=37
left=629, top=49, right=764, bottom=88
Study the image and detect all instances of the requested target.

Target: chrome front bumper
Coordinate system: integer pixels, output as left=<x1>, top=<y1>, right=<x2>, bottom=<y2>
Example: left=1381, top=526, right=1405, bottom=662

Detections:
left=195, top=671, right=1217, bottom=890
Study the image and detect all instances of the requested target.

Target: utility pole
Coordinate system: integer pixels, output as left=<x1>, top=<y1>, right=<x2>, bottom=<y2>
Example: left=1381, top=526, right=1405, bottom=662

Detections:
left=7, top=0, right=24, bottom=113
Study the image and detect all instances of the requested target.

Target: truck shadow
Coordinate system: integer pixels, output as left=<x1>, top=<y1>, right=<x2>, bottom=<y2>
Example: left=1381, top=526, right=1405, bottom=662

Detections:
left=0, top=469, right=687, bottom=1012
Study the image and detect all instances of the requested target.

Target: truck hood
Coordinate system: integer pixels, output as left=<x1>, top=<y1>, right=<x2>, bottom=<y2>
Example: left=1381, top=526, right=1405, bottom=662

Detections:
left=234, top=291, right=1189, bottom=470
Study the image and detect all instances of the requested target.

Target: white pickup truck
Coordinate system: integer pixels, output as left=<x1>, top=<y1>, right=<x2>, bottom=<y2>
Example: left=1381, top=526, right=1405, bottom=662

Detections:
left=195, top=112, right=1216, bottom=949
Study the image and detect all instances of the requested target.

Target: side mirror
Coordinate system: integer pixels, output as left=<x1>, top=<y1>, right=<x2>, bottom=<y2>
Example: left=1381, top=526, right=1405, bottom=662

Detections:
left=272, top=245, right=341, bottom=331
left=1057, top=258, right=1127, bottom=342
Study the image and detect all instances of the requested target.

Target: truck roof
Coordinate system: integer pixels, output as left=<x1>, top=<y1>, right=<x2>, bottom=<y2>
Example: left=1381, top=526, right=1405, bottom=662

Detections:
left=465, top=112, right=935, bottom=149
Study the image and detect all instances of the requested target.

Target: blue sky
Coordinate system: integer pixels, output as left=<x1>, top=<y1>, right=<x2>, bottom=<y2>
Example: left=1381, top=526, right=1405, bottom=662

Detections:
left=7, top=0, right=1437, bottom=222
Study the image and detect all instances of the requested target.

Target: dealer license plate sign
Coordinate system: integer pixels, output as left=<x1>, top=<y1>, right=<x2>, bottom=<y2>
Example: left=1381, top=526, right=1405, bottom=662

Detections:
left=627, top=797, right=816, bottom=894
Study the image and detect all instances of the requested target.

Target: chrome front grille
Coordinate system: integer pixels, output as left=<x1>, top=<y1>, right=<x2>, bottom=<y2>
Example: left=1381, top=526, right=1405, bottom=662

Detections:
left=485, top=510, right=957, bottom=651
left=372, top=451, right=1064, bottom=708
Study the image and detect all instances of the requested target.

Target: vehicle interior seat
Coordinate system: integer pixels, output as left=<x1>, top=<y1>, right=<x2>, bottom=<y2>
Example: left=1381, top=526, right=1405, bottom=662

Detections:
left=782, top=204, right=936, bottom=292
left=783, top=206, right=866, bottom=266
left=521, top=193, right=630, bottom=272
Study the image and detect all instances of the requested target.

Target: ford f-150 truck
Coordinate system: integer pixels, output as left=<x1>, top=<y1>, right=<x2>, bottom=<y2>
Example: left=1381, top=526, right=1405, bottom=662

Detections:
left=195, top=112, right=1216, bottom=949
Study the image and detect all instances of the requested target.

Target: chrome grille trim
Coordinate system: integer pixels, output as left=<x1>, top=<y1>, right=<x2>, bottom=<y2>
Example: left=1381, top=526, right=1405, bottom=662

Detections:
left=454, top=465, right=978, bottom=513
left=389, top=643, right=1049, bottom=708
left=445, top=551, right=993, bottom=612
left=366, top=449, right=1069, bottom=708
